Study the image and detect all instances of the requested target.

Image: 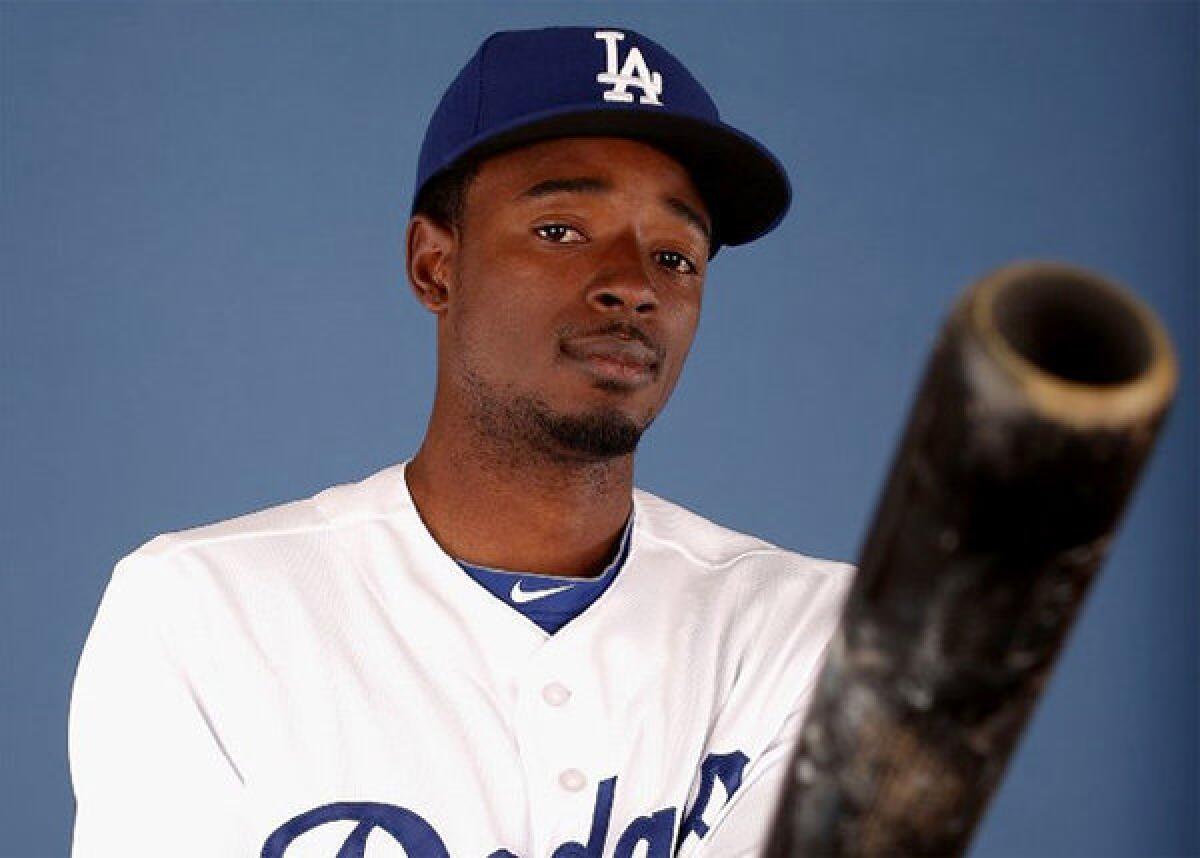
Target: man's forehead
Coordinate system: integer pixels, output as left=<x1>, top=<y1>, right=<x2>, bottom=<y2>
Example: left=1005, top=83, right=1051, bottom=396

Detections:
left=477, top=137, right=706, bottom=202
left=464, top=138, right=712, bottom=244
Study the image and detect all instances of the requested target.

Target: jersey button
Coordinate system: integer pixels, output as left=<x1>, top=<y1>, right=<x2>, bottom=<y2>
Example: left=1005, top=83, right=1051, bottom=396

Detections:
left=542, top=682, right=571, bottom=707
left=559, top=768, right=587, bottom=792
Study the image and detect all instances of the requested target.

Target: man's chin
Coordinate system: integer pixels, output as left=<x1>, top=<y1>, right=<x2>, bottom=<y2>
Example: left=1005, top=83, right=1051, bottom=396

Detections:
left=531, top=405, right=646, bottom=460
left=460, top=364, right=654, bottom=462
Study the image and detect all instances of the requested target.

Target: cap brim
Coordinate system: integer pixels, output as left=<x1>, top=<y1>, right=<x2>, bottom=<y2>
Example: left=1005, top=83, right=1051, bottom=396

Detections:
left=422, top=106, right=792, bottom=250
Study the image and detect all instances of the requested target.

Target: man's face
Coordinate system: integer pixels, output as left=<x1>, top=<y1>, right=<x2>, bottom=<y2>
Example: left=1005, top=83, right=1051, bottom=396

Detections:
left=430, top=136, right=711, bottom=461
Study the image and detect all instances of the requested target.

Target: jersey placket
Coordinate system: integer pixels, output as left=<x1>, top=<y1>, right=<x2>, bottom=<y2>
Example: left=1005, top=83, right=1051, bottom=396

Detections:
left=512, top=630, right=612, bottom=855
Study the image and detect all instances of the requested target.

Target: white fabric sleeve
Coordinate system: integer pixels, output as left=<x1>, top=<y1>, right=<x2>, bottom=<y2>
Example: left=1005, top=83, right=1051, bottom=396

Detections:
left=682, top=563, right=853, bottom=858
left=68, top=554, right=250, bottom=857
left=680, top=686, right=813, bottom=858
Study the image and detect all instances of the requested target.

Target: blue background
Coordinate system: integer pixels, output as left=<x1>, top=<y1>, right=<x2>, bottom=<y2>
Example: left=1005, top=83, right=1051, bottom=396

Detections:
left=2, top=2, right=1195, bottom=855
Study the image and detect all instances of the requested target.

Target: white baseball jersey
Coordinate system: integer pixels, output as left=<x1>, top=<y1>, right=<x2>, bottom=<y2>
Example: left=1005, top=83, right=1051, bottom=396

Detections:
left=69, top=461, right=853, bottom=857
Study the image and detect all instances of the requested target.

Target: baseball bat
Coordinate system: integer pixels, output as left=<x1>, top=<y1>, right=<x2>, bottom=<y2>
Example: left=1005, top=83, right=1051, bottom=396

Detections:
left=764, top=262, right=1178, bottom=856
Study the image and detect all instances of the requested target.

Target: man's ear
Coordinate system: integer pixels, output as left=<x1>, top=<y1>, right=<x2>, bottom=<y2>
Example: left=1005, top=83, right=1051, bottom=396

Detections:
left=406, top=215, right=457, bottom=315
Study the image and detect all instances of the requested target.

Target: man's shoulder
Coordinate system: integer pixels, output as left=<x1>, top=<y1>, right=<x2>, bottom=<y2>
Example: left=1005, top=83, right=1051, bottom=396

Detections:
left=631, top=487, right=853, bottom=719
left=631, top=485, right=855, bottom=587
left=126, top=461, right=408, bottom=568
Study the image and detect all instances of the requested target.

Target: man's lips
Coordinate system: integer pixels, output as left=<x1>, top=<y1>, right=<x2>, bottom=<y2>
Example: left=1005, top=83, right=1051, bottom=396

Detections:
left=561, top=334, right=660, bottom=385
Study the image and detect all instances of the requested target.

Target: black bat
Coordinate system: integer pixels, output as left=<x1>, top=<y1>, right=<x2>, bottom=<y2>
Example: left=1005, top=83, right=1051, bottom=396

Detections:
left=766, top=262, right=1178, bottom=856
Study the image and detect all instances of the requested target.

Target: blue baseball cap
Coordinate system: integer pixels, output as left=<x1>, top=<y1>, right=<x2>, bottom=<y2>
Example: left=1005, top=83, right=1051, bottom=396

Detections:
left=413, top=26, right=792, bottom=250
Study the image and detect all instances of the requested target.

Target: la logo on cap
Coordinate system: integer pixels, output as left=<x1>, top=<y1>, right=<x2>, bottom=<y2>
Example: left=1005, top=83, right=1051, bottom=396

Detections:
left=594, top=30, right=663, bottom=106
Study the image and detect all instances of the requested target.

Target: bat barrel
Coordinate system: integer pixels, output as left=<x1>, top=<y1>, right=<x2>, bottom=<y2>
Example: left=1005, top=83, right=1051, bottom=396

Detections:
left=970, top=262, right=1176, bottom=430
left=766, top=262, right=1177, bottom=857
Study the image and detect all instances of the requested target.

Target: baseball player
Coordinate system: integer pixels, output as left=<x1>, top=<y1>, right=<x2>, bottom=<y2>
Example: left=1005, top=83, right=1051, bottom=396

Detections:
left=69, top=27, right=853, bottom=857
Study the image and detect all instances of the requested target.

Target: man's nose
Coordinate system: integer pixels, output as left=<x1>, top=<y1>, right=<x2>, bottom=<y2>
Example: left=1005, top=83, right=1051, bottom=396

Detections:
left=586, top=232, right=659, bottom=315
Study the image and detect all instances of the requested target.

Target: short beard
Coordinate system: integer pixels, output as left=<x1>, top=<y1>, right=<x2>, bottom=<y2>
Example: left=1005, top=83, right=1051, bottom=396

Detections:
left=463, top=367, right=648, bottom=463
left=521, top=394, right=644, bottom=459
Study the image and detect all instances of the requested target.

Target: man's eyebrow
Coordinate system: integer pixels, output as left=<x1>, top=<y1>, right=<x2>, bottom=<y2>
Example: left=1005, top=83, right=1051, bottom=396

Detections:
left=665, top=196, right=711, bottom=243
left=517, top=175, right=711, bottom=243
left=518, top=176, right=612, bottom=199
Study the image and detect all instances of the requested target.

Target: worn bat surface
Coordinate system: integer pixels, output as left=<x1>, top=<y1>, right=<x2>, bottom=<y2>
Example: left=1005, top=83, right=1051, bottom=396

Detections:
left=766, top=262, right=1178, bottom=856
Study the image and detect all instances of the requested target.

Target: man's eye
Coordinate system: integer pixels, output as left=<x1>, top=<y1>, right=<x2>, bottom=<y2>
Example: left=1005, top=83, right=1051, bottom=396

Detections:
left=656, top=250, right=698, bottom=275
left=534, top=224, right=586, bottom=243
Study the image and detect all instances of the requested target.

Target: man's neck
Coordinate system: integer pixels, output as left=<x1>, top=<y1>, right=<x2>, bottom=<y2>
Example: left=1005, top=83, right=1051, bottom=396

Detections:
left=404, top=437, right=634, bottom=579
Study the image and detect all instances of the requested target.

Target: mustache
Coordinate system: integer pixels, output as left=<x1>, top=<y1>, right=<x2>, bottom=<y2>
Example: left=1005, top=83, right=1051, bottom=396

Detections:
left=560, top=321, right=665, bottom=361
